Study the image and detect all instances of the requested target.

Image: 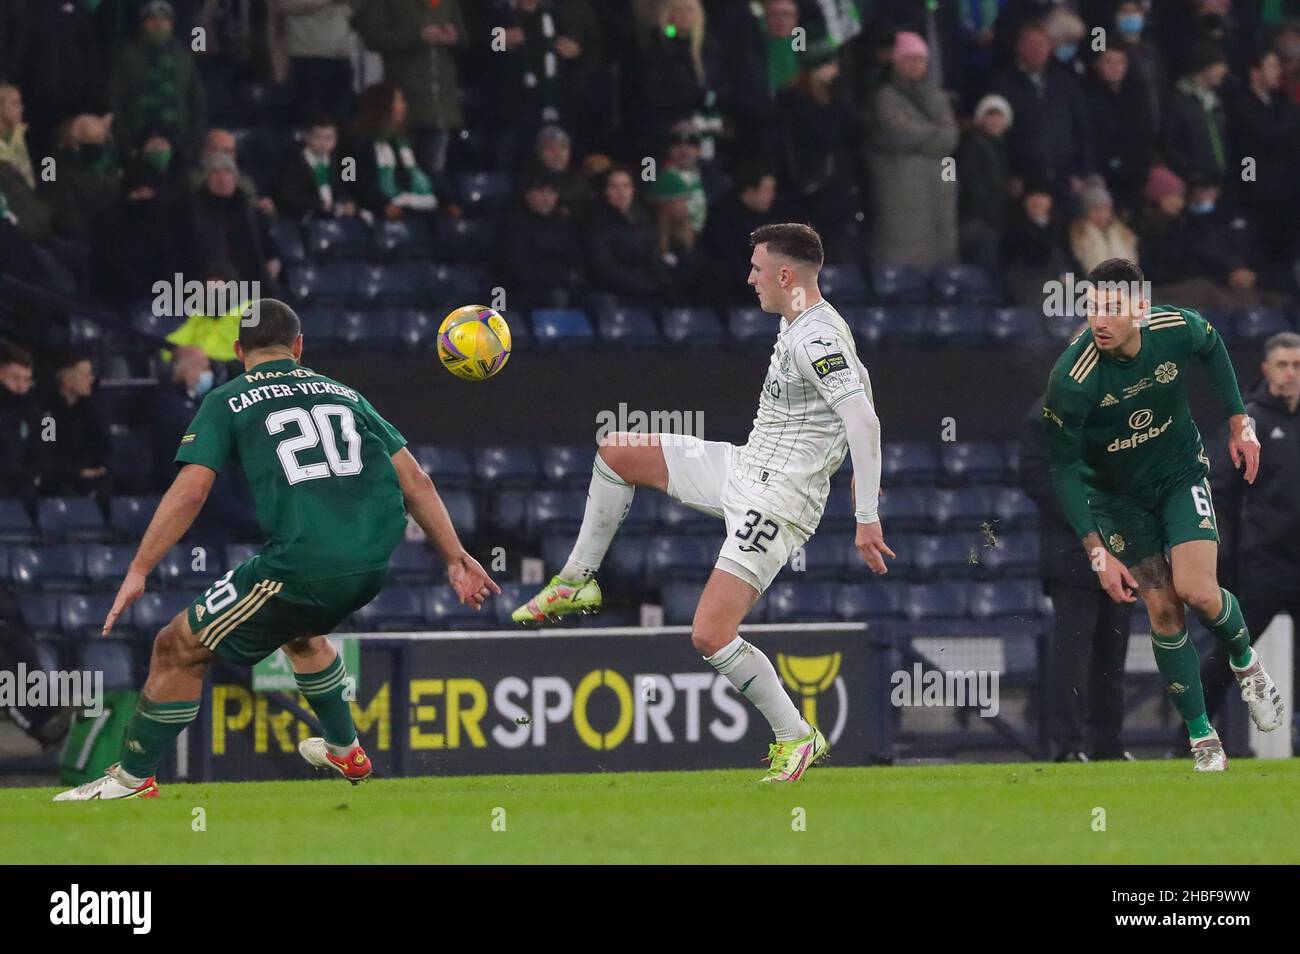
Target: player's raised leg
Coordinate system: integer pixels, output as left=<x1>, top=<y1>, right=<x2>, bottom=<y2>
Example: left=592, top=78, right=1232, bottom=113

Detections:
left=694, top=569, right=827, bottom=781
left=53, top=613, right=212, bottom=800
left=287, top=635, right=372, bottom=783
left=511, top=432, right=668, bottom=623
left=1170, top=539, right=1285, bottom=732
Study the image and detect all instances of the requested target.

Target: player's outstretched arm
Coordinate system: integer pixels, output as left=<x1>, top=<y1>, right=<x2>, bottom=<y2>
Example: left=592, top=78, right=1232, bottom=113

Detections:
left=391, top=447, right=500, bottom=610
left=834, top=391, right=894, bottom=574
left=103, top=464, right=216, bottom=635
left=1226, top=413, right=1260, bottom=484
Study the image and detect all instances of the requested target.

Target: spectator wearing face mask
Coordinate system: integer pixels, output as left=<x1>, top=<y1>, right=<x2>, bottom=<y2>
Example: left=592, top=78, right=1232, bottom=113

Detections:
left=957, top=93, right=1013, bottom=275
left=45, top=113, right=122, bottom=243
left=110, top=1, right=207, bottom=161
left=1162, top=40, right=1230, bottom=186
left=37, top=349, right=111, bottom=499
left=1069, top=183, right=1138, bottom=274
left=1111, top=0, right=1168, bottom=129
left=1084, top=45, right=1154, bottom=216
left=1042, top=6, right=1086, bottom=77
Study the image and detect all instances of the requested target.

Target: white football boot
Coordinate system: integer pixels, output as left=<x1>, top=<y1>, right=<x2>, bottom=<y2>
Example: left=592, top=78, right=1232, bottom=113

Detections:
left=1191, top=731, right=1228, bottom=772
left=53, top=763, right=160, bottom=801
left=1231, top=655, right=1285, bottom=732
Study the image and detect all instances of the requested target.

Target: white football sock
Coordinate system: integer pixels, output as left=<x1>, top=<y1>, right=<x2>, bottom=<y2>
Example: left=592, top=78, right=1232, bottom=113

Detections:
left=560, top=455, right=633, bottom=581
left=706, top=635, right=809, bottom=741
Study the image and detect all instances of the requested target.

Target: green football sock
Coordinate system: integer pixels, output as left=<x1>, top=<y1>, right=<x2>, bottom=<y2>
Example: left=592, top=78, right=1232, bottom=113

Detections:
left=1150, top=629, right=1212, bottom=739
left=1198, top=587, right=1254, bottom=669
left=295, top=655, right=356, bottom=747
left=120, top=696, right=200, bottom=779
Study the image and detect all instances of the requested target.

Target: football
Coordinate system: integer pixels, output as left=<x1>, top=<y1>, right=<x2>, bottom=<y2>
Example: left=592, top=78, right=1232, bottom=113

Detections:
left=436, top=305, right=512, bottom=381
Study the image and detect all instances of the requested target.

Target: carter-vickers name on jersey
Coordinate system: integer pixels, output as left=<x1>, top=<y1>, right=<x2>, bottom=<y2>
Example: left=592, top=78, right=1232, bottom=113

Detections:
left=227, top=379, right=359, bottom=413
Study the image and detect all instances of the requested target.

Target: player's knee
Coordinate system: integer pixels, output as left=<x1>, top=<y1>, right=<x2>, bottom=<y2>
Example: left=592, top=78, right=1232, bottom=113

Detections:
left=1176, top=579, right=1221, bottom=618
left=151, top=621, right=205, bottom=672
left=1146, top=600, right=1185, bottom=634
left=282, top=634, right=326, bottom=658
left=690, top=621, right=729, bottom=657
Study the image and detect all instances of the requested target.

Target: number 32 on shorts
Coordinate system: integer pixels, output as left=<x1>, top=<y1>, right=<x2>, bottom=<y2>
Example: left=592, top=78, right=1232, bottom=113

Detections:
left=735, top=509, right=779, bottom=553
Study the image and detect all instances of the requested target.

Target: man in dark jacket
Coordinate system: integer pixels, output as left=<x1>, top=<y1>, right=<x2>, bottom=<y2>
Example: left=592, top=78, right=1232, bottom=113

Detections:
left=1205, top=332, right=1300, bottom=747
left=109, top=1, right=206, bottom=160
left=1021, top=392, right=1133, bottom=760
left=186, top=152, right=280, bottom=290
left=0, top=340, right=39, bottom=500
left=703, top=161, right=778, bottom=303
left=494, top=172, right=587, bottom=310
left=273, top=116, right=357, bottom=220
left=1084, top=46, right=1154, bottom=217
left=990, top=22, right=1094, bottom=201
left=37, top=349, right=111, bottom=499
left=1161, top=40, right=1230, bottom=187
left=1229, top=47, right=1300, bottom=266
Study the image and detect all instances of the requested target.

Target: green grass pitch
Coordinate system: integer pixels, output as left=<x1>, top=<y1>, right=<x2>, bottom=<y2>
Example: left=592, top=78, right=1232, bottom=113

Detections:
left=4, top=760, right=1299, bottom=864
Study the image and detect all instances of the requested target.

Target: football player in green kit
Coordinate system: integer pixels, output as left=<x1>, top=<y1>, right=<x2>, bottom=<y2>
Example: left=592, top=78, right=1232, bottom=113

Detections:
left=55, top=300, right=499, bottom=800
left=1043, top=259, right=1285, bottom=771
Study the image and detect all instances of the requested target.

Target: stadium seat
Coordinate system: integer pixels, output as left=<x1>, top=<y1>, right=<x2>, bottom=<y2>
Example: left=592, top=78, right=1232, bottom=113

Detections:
left=435, top=217, right=493, bottom=261
left=492, top=489, right=529, bottom=534
left=818, top=265, right=870, bottom=304
left=877, top=487, right=931, bottom=532
left=661, top=307, right=724, bottom=346
left=621, top=492, right=660, bottom=532
left=883, top=442, right=940, bottom=484
left=109, top=496, right=162, bottom=539
left=1041, top=312, right=1080, bottom=342
left=0, top=501, right=36, bottom=543
left=492, top=583, right=535, bottom=626
left=38, top=498, right=108, bottom=542
left=396, top=309, right=438, bottom=350
left=931, top=264, right=997, bottom=304
left=970, top=581, right=1043, bottom=620
left=34, top=641, right=62, bottom=672
left=992, top=487, right=1038, bottom=530
left=869, top=264, right=929, bottom=303
left=412, top=445, right=473, bottom=487
left=927, top=306, right=992, bottom=346
left=61, top=593, right=124, bottom=640
left=658, top=498, right=717, bottom=535
left=297, top=307, right=343, bottom=348
left=388, top=541, right=438, bottom=584
left=930, top=487, right=997, bottom=530
left=350, top=586, right=426, bottom=632
left=835, top=582, right=905, bottom=621
left=335, top=309, right=403, bottom=350
left=426, top=587, right=496, bottom=630
left=596, top=307, right=661, bottom=347
left=532, top=308, right=593, bottom=348
left=978, top=532, right=1039, bottom=577
left=374, top=218, right=436, bottom=258
left=789, top=532, right=854, bottom=579
left=438, top=490, right=477, bottom=538
left=455, top=170, right=511, bottom=214
left=1004, top=439, right=1022, bottom=475
left=474, top=446, right=540, bottom=486
left=18, top=593, right=62, bottom=639
left=818, top=486, right=857, bottom=532
left=430, top=264, right=488, bottom=311
left=901, top=582, right=970, bottom=621
left=11, top=545, right=86, bottom=590
left=107, top=438, right=153, bottom=495
left=879, top=306, right=927, bottom=345
left=843, top=306, right=888, bottom=347
left=527, top=489, right=586, bottom=535
left=660, top=582, right=703, bottom=625
left=643, top=535, right=716, bottom=584
left=767, top=582, right=839, bottom=622
left=883, top=532, right=924, bottom=577
left=990, top=307, right=1041, bottom=344
left=941, top=442, right=1009, bottom=484
left=358, top=263, right=434, bottom=308
left=1233, top=307, right=1292, bottom=341
left=288, top=262, right=356, bottom=307
left=606, top=536, right=646, bottom=582
left=540, top=445, right=595, bottom=487
left=84, top=544, right=135, bottom=590
left=270, top=219, right=307, bottom=263
left=81, top=640, right=137, bottom=689
left=305, top=217, right=373, bottom=260
left=133, top=591, right=196, bottom=631
left=913, top=534, right=979, bottom=578
left=727, top=307, right=770, bottom=349
left=541, top=533, right=578, bottom=572
left=156, top=544, right=223, bottom=590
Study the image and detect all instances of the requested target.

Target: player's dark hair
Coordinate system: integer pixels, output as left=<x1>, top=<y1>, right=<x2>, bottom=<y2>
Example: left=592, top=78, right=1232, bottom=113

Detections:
left=239, top=299, right=301, bottom=351
left=0, top=339, right=33, bottom=369
left=1088, top=258, right=1145, bottom=287
left=750, top=223, right=824, bottom=268
left=1264, top=331, right=1300, bottom=356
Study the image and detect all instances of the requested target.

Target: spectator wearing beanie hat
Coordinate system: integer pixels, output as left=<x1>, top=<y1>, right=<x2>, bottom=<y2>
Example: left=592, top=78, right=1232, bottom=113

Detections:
left=956, top=94, right=1013, bottom=275
left=868, top=31, right=959, bottom=268
left=1162, top=41, right=1230, bottom=185
left=1069, top=183, right=1138, bottom=274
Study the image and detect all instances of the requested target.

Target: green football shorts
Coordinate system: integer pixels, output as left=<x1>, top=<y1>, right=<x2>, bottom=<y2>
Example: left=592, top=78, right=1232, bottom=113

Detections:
left=186, top=557, right=387, bottom=664
left=1088, top=476, right=1220, bottom=568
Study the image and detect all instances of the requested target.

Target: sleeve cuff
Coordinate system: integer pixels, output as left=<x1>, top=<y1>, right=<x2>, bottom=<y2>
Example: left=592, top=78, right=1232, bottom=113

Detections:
left=855, top=512, right=879, bottom=525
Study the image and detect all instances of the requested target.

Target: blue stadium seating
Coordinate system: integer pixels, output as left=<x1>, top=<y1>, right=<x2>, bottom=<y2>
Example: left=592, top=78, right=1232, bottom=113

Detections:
left=455, top=170, right=511, bottom=213
left=435, top=217, right=493, bottom=261
left=110, top=496, right=162, bottom=539
left=902, top=582, right=970, bottom=621
left=133, top=590, right=197, bottom=630
left=661, top=582, right=702, bottom=625
left=11, top=545, right=86, bottom=590
left=358, top=263, right=435, bottom=307
left=474, top=446, right=540, bottom=486
left=298, top=307, right=343, bottom=348
left=82, top=640, right=137, bottom=689
left=155, top=545, right=223, bottom=590
left=941, top=441, right=1010, bottom=484
left=661, top=307, right=724, bottom=346
left=819, top=265, right=870, bottom=304
left=606, top=536, right=646, bottom=582
left=989, top=306, right=1041, bottom=344
left=643, top=535, right=715, bottom=584
left=84, top=544, right=134, bottom=590
left=492, top=489, right=530, bottom=533
left=844, top=306, right=888, bottom=347
left=527, top=490, right=586, bottom=535
left=877, top=487, right=931, bottom=531
left=388, top=541, right=438, bottom=584
left=0, top=501, right=36, bottom=543
left=38, top=498, right=108, bottom=542
left=930, top=487, right=997, bottom=530
left=18, top=593, right=62, bottom=638
left=288, top=262, right=356, bottom=307
left=596, top=307, right=661, bottom=347
left=336, top=309, right=403, bottom=349
left=992, top=487, right=1038, bottom=529
left=912, top=534, right=979, bottom=578
left=35, top=642, right=62, bottom=671
left=1233, top=307, right=1292, bottom=341
left=305, top=217, right=372, bottom=260
left=970, top=580, right=1043, bottom=620
left=374, top=218, right=436, bottom=258
left=270, top=220, right=308, bottom=263
left=1004, top=439, right=1022, bottom=475
left=836, top=582, right=905, bottom=621
left=61, top=593, right=124, bottom=640
left=540, top=445, right=594, bottom=487
left=395, top=309, right=437, bottom=350
left=351, top=586, right=426, bottom=632
left=658, top=498, right=718, bottom=535
left=541, top=534, right=578, bottom=574
left=438, top=490, right=477, bottom=537
left=819, top=486, right=857, bottom=532
left=931, top=264, right=997, bottom=304
left=412, top=445, right=473, bottom=487
left=883, top=442, right=940, bottom=483
left=727, top=307, right=771, bottom=349
left=789, top=532, right=854, bottom=579
left=880, top=305, right=927, bottom=344
left=767, top=582, right=839, bottom=622
left=978, top=532, right=1039, bottom=577
left=927, top=306, right=992, bottom=346
left=532, top=309, right=594, bottom=348
left=426, top=587, right=497, bottom=629
left=493, top=583, right=534, bottom=626
left=869, top=265, right=929, bottom=303
left=621, top=492, right=661, bottom=532
left=224, top=543, right=260, bottom=569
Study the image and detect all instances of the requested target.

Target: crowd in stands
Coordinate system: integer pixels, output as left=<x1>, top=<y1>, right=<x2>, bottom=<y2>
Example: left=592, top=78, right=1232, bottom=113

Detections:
left=2, top=0, right=1300, bottom=517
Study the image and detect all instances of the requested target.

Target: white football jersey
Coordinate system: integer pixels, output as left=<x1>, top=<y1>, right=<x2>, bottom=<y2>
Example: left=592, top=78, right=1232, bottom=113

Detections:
left=732, top=299, right=874, bottom=535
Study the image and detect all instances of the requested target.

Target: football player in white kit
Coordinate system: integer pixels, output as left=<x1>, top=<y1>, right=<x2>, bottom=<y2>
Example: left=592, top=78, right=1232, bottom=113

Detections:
left=512, top=223, right=892, bottom=781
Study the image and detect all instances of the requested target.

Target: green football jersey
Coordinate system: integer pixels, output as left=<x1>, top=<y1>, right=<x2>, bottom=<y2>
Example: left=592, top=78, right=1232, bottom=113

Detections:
left=175, top=358, right=409, bottom=582
left=1043, top=306, right=1246, bottom=539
